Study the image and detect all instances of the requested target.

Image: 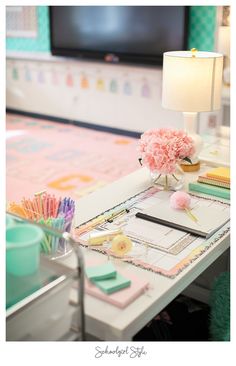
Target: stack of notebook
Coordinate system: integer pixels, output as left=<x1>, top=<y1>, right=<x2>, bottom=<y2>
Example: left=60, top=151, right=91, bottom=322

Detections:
left=84, top=261, right=149, bottom=308
left=189, top=167, right=230, bottom=200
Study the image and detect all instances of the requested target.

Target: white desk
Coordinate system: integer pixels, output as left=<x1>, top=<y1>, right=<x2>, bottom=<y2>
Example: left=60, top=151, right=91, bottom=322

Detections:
left=199, top=136, right=230, bottom=167
left=61, top=166, right=230, bottom=341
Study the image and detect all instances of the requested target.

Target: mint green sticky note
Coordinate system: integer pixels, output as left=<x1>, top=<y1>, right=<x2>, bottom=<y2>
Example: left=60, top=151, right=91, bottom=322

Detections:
left=93, top=273, right=131, bottom=294
left=85, top=262, right=117, bottom=281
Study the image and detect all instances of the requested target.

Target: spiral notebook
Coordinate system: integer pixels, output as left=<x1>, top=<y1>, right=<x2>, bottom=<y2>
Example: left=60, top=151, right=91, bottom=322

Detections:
left=136, top=196, right=230, bottom=238
left=197, top=175, right=230, bottom=189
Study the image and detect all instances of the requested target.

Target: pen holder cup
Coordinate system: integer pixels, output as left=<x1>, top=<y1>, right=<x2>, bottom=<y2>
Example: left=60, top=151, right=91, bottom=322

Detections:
left=6, top=224, right=44, bottom=277
left=41, top=218, right=73, bottom=260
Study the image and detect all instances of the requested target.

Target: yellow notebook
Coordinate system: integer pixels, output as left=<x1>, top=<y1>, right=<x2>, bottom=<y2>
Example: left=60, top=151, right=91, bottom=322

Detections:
left=198, top=175, right=230, bottom=189
left=206, top=167, right=230, bottom=183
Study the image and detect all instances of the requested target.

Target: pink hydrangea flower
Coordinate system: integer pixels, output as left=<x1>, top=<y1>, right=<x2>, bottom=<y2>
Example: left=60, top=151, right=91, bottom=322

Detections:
left=138, top=128, right=195, bottom=174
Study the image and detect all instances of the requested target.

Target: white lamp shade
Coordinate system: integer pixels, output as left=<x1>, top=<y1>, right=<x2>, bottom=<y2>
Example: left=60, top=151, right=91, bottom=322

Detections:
left=217, top=26, right=230, bottom=57
left=162, top=51, right=223, bottom=112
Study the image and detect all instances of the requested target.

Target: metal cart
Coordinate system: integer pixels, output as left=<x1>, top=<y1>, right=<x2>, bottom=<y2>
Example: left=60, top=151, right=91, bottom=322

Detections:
left=6, top=213, right=85, bottom=341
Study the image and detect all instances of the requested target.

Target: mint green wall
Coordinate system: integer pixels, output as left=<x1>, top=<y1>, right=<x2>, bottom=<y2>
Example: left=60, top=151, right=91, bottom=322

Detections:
left=6, top=6, right=217, bottom=53
left=6, top=6, right=50, bottom=52
left=188, top=6, right=217, bottom=51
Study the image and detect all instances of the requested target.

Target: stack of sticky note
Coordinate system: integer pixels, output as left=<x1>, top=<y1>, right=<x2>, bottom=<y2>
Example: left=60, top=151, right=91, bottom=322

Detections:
left=85, top=262, right=131, bottom=294
left=189, top=167, right=230, bottom=200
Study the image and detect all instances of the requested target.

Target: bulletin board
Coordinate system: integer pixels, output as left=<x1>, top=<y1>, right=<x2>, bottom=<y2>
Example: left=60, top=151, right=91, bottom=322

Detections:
left=6, top=6, right=38, bottom=38
left=6, top=6, right=50, bottom=52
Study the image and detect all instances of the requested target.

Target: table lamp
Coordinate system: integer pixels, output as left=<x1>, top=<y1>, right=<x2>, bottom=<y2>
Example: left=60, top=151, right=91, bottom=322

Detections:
left=162, top=49, right=223, bottom=170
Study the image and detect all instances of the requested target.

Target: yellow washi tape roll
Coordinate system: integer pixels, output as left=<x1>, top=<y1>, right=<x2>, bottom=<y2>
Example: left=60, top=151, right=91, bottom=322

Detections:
left=111, top=234, right=132, bottom=256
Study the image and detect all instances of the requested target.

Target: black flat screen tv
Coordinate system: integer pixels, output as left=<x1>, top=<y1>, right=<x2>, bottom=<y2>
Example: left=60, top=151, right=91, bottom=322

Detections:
left=50, top=6, right=189, bottom=66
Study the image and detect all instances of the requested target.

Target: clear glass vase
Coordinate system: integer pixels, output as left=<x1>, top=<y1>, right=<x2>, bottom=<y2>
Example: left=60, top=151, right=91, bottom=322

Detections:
left=150, top=165, right=185, bottom=191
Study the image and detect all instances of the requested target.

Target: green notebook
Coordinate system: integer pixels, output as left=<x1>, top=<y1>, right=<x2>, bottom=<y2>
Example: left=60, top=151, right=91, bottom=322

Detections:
left=189, top=181, right=230, bottom=200
left=85, top=262, right=117, bottom=281
left=92, top=273, right=131, bottom=294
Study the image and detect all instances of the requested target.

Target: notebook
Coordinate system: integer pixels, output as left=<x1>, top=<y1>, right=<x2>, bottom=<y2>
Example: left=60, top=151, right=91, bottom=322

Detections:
left=206, top=167, right=230, bottom=183
left=85, top=262, right=117, bottom=281
left=84, top=270, right=149, bottom=308
left=189, top=181, right=230, bottom=200
left=92, top=273, right=131, bottom=294
left=136, top=195, right=230, bottom=238
left=198, top=175, right=230, bottom=189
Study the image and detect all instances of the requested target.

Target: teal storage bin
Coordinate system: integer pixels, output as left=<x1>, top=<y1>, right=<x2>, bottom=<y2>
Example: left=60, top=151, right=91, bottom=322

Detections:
left=6, top=224, right=44, bottom=277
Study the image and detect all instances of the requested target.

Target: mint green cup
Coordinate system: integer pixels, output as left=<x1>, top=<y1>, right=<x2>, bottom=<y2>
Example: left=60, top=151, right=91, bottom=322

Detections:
left=6, top=214, right=15, bottom=229
left=6, top=224, right=44, bottom=276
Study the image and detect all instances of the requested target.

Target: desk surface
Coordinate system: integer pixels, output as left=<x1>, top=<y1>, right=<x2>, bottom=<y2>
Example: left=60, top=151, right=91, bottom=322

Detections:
left=61, top=166, right=230, bottom=341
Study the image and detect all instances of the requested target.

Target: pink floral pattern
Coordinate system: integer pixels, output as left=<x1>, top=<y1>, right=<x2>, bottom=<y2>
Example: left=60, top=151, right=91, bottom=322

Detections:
left=138, top=128, right=195, bottom=174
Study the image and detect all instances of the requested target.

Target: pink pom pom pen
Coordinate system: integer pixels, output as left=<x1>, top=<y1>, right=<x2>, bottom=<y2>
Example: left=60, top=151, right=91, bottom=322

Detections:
left=170, top=191, right=198, bottom=223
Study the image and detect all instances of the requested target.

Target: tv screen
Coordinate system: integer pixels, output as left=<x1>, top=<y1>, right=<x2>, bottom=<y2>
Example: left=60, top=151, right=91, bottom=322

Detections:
left=50, top=6, right=188, bottom=66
